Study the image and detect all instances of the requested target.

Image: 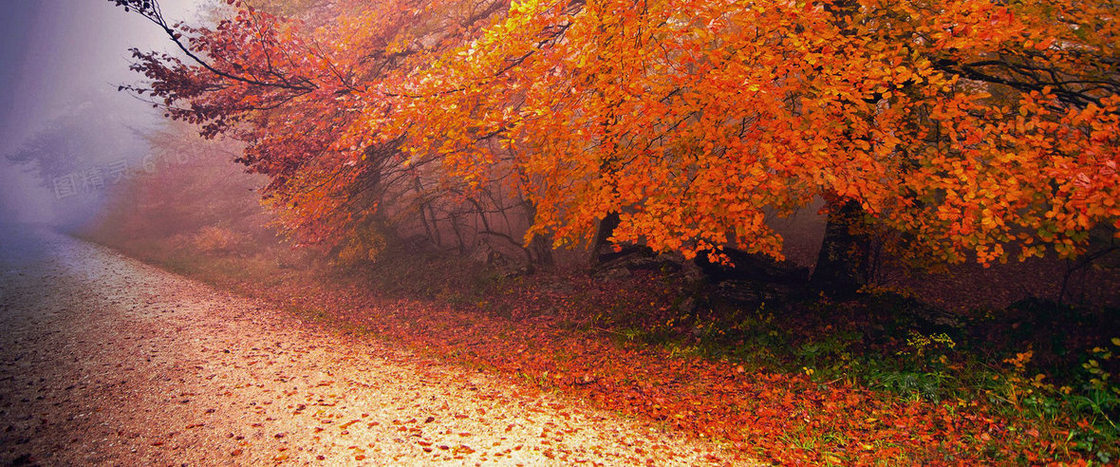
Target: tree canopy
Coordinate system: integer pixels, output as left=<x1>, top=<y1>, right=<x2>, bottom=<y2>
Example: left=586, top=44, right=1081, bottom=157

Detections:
left=113, top=0, right=1119, bottom=266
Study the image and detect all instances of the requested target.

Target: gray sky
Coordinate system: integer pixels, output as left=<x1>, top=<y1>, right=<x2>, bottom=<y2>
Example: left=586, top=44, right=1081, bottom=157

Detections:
left=1, top=0, right=207, bottom=224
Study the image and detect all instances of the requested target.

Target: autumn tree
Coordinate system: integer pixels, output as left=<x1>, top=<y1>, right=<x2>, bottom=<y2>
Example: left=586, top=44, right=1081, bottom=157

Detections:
left=114, top=0, right=1119, bottom=285
left=5, top=101, right=148, bottom=189
left=388, top=0, right=1118, bottom=277
left=111, top=0, right=550, bottom=265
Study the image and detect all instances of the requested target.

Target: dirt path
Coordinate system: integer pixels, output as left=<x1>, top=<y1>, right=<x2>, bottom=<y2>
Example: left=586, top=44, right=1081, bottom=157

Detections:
left=0, top=227, right=740, bottom=466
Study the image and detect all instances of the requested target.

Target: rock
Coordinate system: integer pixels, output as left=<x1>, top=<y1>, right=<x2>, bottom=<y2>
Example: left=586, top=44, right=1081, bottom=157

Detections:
left=598, top=267, right=632, bottom=280
left=592, top=246, right=686, bottom=278
left=470, top=244, right=510, bottom=267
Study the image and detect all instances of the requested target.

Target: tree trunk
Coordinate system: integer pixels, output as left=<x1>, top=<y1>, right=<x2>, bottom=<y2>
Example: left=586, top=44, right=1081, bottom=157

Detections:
left=591, top=212, right=623, bottom=265
left=589, top=211, right=657, bottom=270
left=810, top=199, right=870, bottom=297
left=519, top=201, right=554, bottom=270
left=529, top=234, right=555, bottom=269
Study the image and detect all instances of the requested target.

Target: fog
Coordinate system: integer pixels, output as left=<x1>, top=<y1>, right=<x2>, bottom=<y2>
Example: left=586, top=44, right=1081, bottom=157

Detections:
left=0, top=0, right=208, bottom=227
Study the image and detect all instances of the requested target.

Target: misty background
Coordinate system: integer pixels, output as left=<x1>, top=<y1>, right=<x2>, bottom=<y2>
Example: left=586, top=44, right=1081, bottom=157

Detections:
left=0, top=0, right=207, bottom=227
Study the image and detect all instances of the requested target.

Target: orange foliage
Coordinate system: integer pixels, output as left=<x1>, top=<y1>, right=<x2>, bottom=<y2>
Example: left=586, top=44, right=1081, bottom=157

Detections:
left=115, top=0, right=1119, bottom=263
left=390, top=0, right=1120, bottom=264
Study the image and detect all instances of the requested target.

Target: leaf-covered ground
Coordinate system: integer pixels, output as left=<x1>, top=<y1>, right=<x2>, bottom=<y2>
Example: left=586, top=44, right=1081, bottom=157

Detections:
left=0, top=227, right=742, bottom=465
left=207, top=258, right=1115, bottom=465
left=70, top=219, right=1119, bottom=464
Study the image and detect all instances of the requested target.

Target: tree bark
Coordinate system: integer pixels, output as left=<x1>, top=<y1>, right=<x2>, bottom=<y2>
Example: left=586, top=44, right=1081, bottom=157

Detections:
left=591, top=212, right=623, bottom=265
left=529, top=235, right=555, bottom=269
left=810, top=199, right=870, bottom=297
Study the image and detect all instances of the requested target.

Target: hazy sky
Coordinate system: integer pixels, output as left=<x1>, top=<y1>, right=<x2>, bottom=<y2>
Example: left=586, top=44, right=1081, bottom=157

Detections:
left=1, top=0, right=207, bottom=149
left=1, top=0, right=207, bottom=224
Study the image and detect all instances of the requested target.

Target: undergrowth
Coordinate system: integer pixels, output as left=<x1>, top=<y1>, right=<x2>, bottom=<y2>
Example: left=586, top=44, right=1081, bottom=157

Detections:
left=593, top=287, right=1120, bottom=463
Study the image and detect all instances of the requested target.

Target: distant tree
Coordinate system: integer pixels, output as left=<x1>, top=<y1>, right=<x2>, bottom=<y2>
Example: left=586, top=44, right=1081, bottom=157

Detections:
left=91, top=120, right=271, bottom=244
left=5, top=103, right=148, bottom=197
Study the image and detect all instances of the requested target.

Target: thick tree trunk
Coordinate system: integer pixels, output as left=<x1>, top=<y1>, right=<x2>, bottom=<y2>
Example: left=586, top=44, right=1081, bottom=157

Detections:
left=589, top=211, right=659, bottom=273
left=591, top=212, right=623, bottom=264
left=529, top=234, right=555, bottom=269
left=810, top=199, right=870, bottom=297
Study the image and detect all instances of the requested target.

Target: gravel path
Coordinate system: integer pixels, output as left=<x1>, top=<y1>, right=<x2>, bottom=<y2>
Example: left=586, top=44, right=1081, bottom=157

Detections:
left=0, top=226, right=740, bottom=465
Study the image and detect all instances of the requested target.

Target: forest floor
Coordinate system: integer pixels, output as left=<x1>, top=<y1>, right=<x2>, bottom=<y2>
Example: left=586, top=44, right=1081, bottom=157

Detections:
left=49, top=223, right=1120, bottom=465
left=0, top=226, right=745, bottom=466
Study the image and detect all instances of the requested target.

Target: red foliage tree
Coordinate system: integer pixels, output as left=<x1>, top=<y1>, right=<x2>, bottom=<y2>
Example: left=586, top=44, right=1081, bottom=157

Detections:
left=113, top=0, right=1119, bottom=274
